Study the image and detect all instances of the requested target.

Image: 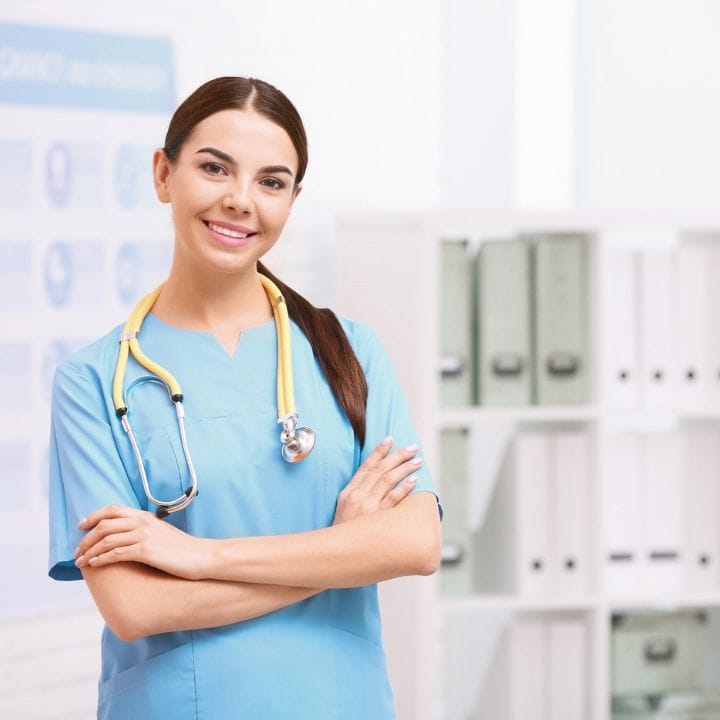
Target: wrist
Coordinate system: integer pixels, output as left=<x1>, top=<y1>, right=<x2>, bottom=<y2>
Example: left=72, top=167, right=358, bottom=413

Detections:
left=195, top=537, right=220, bottom=580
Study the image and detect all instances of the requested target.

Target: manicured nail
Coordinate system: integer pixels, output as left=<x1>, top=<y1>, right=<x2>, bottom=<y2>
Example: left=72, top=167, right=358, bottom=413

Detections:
left=77, top=518, right=87, bottom=529
left=406, top=476, right=418, bottom=484
left=380, top=436, right=393, bottom=447
left=410, top=456, right=423, bottom=466
left=88, top=557, right=98, bottom=565
left=74, top=555, right=84, bottom=567
left=404, top=443, right=419, bottom=453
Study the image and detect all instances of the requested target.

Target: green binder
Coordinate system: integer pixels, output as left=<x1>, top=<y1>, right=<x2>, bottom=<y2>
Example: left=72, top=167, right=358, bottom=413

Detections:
left=531, top=234, right=589, bottom=404
left=440, top=239, right=474, bottom=406
left=476, top=239, right=533, bottom=405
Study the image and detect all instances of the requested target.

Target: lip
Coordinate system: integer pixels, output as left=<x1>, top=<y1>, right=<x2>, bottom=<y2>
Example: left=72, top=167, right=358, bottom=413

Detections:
left=202, top=219, right=258, bottom=248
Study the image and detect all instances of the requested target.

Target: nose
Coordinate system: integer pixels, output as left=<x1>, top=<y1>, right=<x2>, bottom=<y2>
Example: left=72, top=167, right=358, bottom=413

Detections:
left=222, top=181, right=253, bottom=214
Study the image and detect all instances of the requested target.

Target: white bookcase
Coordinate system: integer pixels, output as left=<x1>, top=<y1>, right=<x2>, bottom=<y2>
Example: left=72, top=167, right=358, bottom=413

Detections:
left=334, top=211, right=720, bottom=720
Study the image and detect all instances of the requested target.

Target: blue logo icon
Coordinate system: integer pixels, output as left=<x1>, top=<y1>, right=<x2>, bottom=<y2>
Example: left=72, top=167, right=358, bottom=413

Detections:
left=44, top=242, right=72, bottom=306
left=45, top=142, right=72, bottom=207
left=115, top=146, right=143, bottom=209
left=116, top=242, right=140, bottom=304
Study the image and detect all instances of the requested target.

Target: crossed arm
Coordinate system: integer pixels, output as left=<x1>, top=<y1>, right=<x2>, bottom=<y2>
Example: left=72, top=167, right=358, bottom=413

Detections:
left=77, top=442, right=442, bottom=642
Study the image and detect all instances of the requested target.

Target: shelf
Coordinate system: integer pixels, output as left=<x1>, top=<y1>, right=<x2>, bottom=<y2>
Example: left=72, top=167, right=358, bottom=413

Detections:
left=440, top=594, right=602, bottom=612
left=606, top=591, right=720, bottom=611
left=437, top=405, right=599, bottom=427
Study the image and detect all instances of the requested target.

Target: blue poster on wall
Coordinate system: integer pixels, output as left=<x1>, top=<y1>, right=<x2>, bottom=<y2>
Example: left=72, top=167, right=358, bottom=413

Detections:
left=0, top=22, right=175, bottom=112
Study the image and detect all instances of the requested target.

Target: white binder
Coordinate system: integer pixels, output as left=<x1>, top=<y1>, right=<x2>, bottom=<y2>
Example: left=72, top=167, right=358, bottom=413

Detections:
left=706, top=244, right=720, bottom=406
left=548, top=620, right=587, bottom=720
left=685, top=431, right=720, bottom=591
left=550, top=432, right=591, bottom=595
left=509, top=621, right=547, bottom=720
left=602, top=247, right=641, bottom=409
left=514, top=433, right=551, bottom=595
left=642, top=432, right=686, bottom=593
left=676, top=244, right=710, bottom=409
left=638, top=248, right=679, bottom=409
left=603, top=433, right=643, bottom=596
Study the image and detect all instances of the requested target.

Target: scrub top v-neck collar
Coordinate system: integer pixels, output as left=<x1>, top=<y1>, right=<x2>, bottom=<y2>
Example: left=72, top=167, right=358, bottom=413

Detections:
left=143, top=310, right=278, bottom=360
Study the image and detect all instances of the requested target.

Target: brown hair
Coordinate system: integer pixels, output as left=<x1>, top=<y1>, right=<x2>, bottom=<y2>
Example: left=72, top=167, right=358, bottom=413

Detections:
left=162, top=76, right=368, bottom=447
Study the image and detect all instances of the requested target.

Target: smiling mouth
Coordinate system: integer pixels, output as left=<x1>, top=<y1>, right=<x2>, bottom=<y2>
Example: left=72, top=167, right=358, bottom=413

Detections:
left=203, top=220, right=258, bottom=239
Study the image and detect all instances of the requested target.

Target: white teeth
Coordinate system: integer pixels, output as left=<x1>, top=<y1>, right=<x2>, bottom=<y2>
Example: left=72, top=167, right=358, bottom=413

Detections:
left=208, top=222, right=250, bottom=239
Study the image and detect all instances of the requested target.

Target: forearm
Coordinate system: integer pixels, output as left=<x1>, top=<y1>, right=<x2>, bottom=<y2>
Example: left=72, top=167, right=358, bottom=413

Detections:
left=207, top=496, right=438, bottom=589
left=82, top=563, right=323, bottom=641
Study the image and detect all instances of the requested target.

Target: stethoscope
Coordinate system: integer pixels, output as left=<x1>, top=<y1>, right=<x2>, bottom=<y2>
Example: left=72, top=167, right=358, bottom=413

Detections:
left=112, top=272, right=316, bottom=518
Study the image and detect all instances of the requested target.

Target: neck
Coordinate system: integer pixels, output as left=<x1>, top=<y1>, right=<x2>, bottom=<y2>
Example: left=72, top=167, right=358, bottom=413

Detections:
left=151, top=261, right=274, bottom=333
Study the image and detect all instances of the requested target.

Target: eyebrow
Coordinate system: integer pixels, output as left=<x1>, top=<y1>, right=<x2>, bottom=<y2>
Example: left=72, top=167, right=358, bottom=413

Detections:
left=195, top=147, right=294, bottom=177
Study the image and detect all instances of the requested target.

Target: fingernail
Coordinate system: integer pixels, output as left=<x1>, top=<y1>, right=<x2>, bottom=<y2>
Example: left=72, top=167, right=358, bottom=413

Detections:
left=77, top=518, right=87, bottom=529
left=404, top=443, right=419, bottom=453
left=88, top=557, right=97, bottom=565
left=380, top=436, right=393, bottom=447
left=406, top=476, right=418, bottom=484
left=72, top=546, right=80, bottom=559
left=410, top=456, right=423, bottom=465
left=75, top=555, right=84, bottom=567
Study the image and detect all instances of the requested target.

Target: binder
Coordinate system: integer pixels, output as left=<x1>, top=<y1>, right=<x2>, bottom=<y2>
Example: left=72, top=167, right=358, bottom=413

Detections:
left=439, top=427, right=473, bottom=595
left=508, top=621, right=547, bottom=720
left=476, top=239, right=532, bottom=405
left=548, top=619, right=587, bottom=720
left=440, top=239, right=474, bottom=406
left=532, top=234, right=589, bottom=404
left=685, top=431, right=720, bottom=591
left=602, top=247, right=641, bottom=409
left=514, top=433, right=551, bottom=595
left=550, top=432, right=591, bottom=595
left=706, top=244, right=720, bottom=406
left=638, top=248, right=679, bottom=409
left=603, top=433, right=643, bottom=596
left=642, top=432, right=686, bottom=593
left=676, top=244, right=710, bottom=409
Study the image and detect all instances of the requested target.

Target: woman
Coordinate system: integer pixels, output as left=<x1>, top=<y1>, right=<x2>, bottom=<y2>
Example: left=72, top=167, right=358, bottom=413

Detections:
left=48, top=76, right=443, bottom=719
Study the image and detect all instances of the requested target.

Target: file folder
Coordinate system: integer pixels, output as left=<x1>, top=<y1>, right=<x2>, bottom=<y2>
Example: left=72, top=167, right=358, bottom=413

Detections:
left=685, top=431, right=720, bottom=591
left=676, top=244, right=711, bottom=409
left=439, top=427, right=473, bottom=595
left=638, top=248, right=679, bottom=409
left=548, top=619, right=587, bottom=720
left=509, top=621, right=547, bottom=720
left=603, top=433, right=643, bottom=596
left=476, top=239, right=532, bottom=405
left=514, top=433, right=551, bottom=595
left=642, top=432, right=686, bottom=593
left=531, top=234, right=589, bottom=404
left=602, top=247, right=641, bottom=409
left=440, top=239, right=474, bottom=406
left=550, top=432, right=591, bottom=595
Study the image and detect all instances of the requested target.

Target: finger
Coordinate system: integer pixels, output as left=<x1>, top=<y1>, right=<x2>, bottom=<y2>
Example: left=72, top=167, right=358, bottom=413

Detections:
left=74, top=517, right=137, bottom=559
left=374, top=443, right=420, bottom=477
left=379, top=475, right=418, bottom=509
left=76, top=530, right=140, bottom=568
left=341, top=436, right=394, bottom=494
left=78, top=503, right=142, bottom=531
left=82, top=541, right=140, bottom=569
left=368, top=454, right=424, bottom=503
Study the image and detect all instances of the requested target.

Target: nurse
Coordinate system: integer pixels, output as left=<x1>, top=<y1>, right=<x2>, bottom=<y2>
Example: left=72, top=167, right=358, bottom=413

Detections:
left=49, top=76, right=443, bottom=719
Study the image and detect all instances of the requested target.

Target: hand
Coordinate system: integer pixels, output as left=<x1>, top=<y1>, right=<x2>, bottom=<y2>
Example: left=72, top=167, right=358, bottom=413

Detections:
left=332, top=437, right=423, bottom=525
left=73, top=504, right=212, bottom=580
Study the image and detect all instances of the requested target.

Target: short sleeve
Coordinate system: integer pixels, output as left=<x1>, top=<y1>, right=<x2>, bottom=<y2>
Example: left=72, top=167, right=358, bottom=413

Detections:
left=48, top=361, right=142, bottom=581
left=354, top=322, right=443, bottom=521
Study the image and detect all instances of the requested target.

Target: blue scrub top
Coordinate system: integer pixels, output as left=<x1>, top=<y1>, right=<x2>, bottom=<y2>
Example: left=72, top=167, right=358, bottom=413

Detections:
left=48, top=311, right=443, bottom=720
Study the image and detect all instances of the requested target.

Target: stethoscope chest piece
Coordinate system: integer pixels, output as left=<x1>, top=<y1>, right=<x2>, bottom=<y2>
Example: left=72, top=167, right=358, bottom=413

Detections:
left=280, top=414, right=316, bottom=463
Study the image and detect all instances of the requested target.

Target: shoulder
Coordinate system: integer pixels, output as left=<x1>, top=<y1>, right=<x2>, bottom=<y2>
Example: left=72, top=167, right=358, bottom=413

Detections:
left=53, top=321, right=125, bottom=392
left=336, top=315, right=390, bottom=377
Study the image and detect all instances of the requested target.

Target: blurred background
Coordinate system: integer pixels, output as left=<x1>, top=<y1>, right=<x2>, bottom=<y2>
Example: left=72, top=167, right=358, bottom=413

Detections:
left=2, top=1, right=720, bottom=718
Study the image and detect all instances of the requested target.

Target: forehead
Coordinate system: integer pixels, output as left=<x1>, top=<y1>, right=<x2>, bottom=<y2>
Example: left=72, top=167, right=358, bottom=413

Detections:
left=182, top=109, right=298, bottom=170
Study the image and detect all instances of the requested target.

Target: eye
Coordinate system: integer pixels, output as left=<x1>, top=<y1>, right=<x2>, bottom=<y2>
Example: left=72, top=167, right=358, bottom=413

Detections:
left=200, top=162, right=227, bottom=176
left=260, top=177, right=285, bottom=190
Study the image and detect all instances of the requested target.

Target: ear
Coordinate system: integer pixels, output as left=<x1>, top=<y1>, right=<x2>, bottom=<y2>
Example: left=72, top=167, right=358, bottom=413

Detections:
left=290, top=183, right=302, bottom=207
left=152, top=148, right=172, bottom=204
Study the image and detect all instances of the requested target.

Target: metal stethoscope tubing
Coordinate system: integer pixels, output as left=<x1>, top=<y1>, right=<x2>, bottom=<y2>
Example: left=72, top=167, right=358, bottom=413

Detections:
left=112, top=273, right=316, bottom=518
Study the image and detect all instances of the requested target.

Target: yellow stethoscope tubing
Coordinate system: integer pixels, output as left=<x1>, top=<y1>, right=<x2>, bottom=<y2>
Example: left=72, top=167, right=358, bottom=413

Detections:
left=111, top=274, right=300, bottom=515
